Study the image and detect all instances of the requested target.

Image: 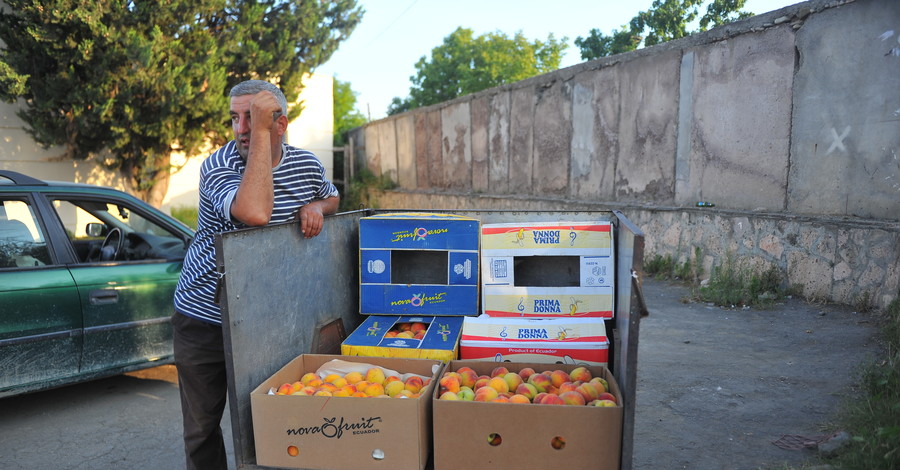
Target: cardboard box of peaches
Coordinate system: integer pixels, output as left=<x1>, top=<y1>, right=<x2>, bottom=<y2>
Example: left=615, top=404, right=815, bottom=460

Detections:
left=250, top=354, right=444, bottom=470
left=432, top=360, right=623, bottom=470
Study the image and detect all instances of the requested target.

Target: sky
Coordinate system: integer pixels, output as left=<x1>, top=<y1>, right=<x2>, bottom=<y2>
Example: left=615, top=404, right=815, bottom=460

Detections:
left=316, top=0, right=801, bottom=121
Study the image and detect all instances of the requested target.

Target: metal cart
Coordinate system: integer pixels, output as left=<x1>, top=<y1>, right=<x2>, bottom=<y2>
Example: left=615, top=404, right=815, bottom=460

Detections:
left=217, top=209, right=647, bottom=470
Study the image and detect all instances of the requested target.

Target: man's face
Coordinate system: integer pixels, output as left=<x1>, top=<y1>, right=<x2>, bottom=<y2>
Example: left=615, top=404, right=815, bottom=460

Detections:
left=230, top=94, right=254, bottom=160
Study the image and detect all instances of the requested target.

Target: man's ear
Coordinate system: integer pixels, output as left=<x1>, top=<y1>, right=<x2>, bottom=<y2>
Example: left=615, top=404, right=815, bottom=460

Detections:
left=276, top=113, right=289, bottom=136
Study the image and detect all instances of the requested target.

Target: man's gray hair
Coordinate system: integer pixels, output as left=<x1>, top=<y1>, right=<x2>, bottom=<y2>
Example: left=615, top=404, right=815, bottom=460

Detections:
left=230, top=80, right=288, bottom=117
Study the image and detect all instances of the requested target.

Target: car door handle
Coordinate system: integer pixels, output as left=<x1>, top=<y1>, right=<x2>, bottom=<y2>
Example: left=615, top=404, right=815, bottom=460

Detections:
left=89, top=289, right=119, bottom=305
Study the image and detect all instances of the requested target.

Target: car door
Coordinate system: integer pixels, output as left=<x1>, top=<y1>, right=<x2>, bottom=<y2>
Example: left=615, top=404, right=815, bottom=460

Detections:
left=0, top=196, right=83, bottom=396
left=46, top=194, right=190, bottom=373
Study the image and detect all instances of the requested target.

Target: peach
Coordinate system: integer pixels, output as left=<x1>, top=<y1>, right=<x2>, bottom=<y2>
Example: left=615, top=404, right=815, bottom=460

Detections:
left=413, top=330, right=426, bottom=340
left=300, top=372, right=318, bottom=385
left=351, top=391, right=368, bottom=398
left=490, top=395, right=510, bottom=403
left=518, top=367, right=536, bottom=381
left=314, top=390, right=332, bottom=397
left=439, top=374, right=461, bottom=394
left=515, top=383, right=538, bottom=401
left=474, top=386, right=499, bottom=402
left=509, top=394, right=531, bottom=404
left=410, top=322, right=427, bottom=333
left=404, top=376, right=425, bottom=394
left=539, top=394, right=565, bottom=405
left=569, top=366, right=592, bottom=383
left=490, top=366, right=510, bottom=378
left=344, top=371, right=364, bottom=384
left=383, top=330, right=398, bottom=338
left=276, top=383, right=292, bottom=395
left=458, top=368, right=479, bottom=389
left=560, top=390, right=586, bottom=406
left=590, top=399, right=617, bottom=407
left=397, top=331, right=415, bottom=339
left=365, top=368, right=386, bottom=385
left=457, top=386, right=475, bottom=401
left=533, top=392, right=550, bottom=404
left=395, top=390, right=415, bottom=398
left=576, top=383, right=600, bottom=402
left=384, top=380, right=405, bottom=397
left=487, top=377, right=509, bottom=394
left=550, top=370, right=570, bottom=388
left=558, top=381, right=580, bottom=394
left=527, top=373, right=553, bottom=393
left=397, top=322, right=412, bottom=331
left=590, top=377, right=608, bottom=393
left=384, top=375, right=401, bottom=385
left=473, top=376, right=491, bottom=391
left=354, top=380, right=370, bottom=394
left=503, top=372, right=524, bottom=392
left=439, top=391, right=460, bottom=400
left=596, top=392, right=617, bottom=403
left=332, top=388, right=351, bottom=397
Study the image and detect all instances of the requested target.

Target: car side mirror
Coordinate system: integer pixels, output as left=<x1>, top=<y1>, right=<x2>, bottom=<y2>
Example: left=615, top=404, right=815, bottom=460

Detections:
left=86, top=223, right=106, bottom=238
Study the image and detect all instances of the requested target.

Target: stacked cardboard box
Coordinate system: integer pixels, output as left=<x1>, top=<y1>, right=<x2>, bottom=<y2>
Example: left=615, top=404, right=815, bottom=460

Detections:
left=342, top=213, right=481, bottom=362
left=461, top=221, right=614, bottom=365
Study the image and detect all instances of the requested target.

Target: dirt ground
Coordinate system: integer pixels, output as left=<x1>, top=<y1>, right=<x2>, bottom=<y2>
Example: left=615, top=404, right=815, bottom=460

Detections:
left=631, top=278, right=883, bottom=470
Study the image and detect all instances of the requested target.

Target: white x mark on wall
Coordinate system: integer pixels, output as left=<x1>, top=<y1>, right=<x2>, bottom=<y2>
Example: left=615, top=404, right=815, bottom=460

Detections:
left=826, top=126, right=851, bottom=155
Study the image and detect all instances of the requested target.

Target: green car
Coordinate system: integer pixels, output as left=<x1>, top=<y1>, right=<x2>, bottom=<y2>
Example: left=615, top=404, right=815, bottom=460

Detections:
left=0, top=170, right=194, bottom=398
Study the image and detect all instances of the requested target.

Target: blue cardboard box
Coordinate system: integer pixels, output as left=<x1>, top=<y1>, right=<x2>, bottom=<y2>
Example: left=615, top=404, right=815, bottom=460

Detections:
left=341, top=315, right=465, bottom=362
left=359, top=213, right=480, bottom=316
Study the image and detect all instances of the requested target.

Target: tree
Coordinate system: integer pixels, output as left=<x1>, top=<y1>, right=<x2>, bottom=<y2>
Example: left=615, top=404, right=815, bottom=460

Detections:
left=387, top=27, right=567, bottom=116
left=576, top=0, right=753, bottom=60
left=333, top=78, right=366, bottom=147
left=0, top=0, right=363, bottom=207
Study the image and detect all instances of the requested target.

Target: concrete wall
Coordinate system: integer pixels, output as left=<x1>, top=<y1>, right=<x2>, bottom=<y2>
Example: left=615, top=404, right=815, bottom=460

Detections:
left=347, top=0, right=900, bottom=309
left=1, top=73, right=335, bottom=215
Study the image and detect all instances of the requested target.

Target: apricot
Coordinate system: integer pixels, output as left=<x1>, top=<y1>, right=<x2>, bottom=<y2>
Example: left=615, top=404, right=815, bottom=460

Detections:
left=364, top=383, right=385, bottom=397
left=384, top=380, right=405, bottom=397
left=300, top=372, right=318, bottom=385
left=287, top=445, right=300, bottom=456
left=343, top=371, right=364, bottom=384
left=365, top=368, right=386, bottom=385
left=404, top=376, right=425, bottom=394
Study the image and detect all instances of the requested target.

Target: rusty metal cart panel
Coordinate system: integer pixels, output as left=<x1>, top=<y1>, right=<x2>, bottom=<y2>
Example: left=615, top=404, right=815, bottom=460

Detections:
left=218, top=209, right=645, bottom=470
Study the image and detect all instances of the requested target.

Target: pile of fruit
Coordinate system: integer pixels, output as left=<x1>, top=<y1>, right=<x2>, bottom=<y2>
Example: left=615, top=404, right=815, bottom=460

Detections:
left=382, top=321, right=428, bottom=340
left=437, top=365, right=617, bottom=406
left=274, top=367, right=431, bottom=398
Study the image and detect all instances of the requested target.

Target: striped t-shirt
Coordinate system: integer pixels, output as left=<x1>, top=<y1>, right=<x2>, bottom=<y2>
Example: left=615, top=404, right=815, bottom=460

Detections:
left=173, top=140, right=338, bottom=325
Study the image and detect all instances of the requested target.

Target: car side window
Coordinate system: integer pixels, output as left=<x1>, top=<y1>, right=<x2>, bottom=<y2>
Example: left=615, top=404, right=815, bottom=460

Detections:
left=51, top=198, right=188, bottom=263
left=0, top=199, right=51, bottom=268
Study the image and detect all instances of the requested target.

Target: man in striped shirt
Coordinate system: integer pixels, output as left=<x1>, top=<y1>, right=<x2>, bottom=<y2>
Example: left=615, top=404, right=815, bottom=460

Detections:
left=172, top=80, right=339, bottom=469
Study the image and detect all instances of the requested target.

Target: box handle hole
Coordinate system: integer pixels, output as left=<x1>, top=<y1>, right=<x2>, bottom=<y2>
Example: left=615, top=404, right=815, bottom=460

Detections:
left=487, top=433, right=502, bottom=446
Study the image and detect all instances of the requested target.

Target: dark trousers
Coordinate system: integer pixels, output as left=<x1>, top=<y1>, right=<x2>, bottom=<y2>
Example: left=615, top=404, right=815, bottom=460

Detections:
left=172, top=312, right=229, bottom=470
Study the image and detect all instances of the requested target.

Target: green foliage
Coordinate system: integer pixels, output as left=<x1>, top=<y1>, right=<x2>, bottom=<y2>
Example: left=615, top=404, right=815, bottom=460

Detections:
left=576, top=0, right=753, bottom=60
left=822, top=294, right=900, bottom=470
left=333, top=78, right=366, bottom=147
left=697, top=254, right=783, bottom=308
left=337, top=168, right=395, bottom=212
left=388, top=27, right=567, bottom=115
left=169, top=205, right=199, bottom=230
left=0, top=0, right=362, bottom=205
left=644, top=246, right=702, bottom=282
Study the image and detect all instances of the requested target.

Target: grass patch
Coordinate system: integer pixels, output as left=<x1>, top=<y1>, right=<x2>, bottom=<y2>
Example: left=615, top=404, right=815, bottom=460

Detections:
left=819, top=293, right=900, bottom=470
left=169, top=205, right=198, bottom=230
left=696, top=254, right=784, bottom=308
left=645, top=246, right=702, bottom=283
